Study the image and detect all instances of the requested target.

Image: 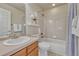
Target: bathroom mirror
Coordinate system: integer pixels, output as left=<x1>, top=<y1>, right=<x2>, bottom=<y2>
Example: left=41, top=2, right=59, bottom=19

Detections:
left=0, top=8, right=11, bottom=36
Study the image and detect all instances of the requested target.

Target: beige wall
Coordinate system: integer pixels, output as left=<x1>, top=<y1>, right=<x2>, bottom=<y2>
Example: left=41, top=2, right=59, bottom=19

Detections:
left=43, top=4, right=68, bottom=40
left=77, top=4, right=79, bottom=56
left=0, top=3, right=25, bottom=36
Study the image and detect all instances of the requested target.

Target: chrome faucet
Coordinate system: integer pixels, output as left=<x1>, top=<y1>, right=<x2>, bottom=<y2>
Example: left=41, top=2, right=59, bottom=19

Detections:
left=9, top=32, right=17, bottom=39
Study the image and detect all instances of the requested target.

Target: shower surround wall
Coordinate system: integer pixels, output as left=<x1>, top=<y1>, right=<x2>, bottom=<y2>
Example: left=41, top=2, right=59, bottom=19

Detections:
left=25, top=4, right=43, bottom=36
left=26, top=4, right=68, bottom=41
left=43, top=4, right=68, bottom=40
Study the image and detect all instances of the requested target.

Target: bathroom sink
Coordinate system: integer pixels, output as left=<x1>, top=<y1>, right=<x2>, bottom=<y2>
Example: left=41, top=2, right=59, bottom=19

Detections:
left=3, top=37, right=30, bottom=45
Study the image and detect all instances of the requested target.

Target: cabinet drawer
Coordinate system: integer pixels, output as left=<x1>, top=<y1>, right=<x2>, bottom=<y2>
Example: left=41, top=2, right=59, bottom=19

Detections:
left=27, top=41, right=38, bottom=53
left=12, top=48, right=27, bottom=56
left=27, top=47, right=38, bottom=56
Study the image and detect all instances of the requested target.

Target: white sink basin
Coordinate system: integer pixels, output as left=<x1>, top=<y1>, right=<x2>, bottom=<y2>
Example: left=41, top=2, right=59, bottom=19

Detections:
left=3, top=37, right=30, bottom=45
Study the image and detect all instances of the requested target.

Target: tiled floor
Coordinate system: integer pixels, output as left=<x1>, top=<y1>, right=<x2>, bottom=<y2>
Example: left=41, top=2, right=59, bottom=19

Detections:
left=48, top=51, right=61, bottom=56
left=39, top=48, right=62, bottom=56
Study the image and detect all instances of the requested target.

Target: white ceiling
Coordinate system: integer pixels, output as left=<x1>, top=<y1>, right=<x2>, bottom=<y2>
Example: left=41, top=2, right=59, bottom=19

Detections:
left=7, top=3, right=66, bottom=11
left=34, top=3, right=65, bottom=10
left=7, top=3, right=25, bottom=11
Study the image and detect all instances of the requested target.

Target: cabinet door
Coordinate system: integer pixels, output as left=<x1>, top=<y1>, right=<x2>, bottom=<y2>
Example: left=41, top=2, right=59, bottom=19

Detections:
left=28, top=47, right=38, bottom=56
left=27, top=41, right=38, bottom=54
left=12, top=48, right=27, bottom=56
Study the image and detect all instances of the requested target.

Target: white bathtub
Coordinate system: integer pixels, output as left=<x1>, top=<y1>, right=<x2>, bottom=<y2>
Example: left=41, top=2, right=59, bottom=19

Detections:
left=39, top=38, right=66, bottom=56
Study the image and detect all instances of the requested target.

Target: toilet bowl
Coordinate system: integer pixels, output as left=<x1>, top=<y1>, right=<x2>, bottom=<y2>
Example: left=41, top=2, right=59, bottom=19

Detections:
left=39, top=42, right=50, bottom=56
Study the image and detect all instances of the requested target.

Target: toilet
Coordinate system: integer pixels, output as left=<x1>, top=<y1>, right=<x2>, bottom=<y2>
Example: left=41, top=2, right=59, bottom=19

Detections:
left=39, top=42, right=50, bottom=56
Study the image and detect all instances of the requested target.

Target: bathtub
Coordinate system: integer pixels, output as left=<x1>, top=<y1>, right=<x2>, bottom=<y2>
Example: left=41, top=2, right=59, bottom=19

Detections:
left=39, top=38, right=66, bottom=56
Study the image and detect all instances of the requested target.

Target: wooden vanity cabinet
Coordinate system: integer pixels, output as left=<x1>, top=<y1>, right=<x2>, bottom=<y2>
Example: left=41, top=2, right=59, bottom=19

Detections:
left=27, top=41, right=38, bottom=56
left=27, top=47, right=38, bottom=56
left=11, top=41, right=38, bottom=56
left=12, top=48, right=27, bottom=56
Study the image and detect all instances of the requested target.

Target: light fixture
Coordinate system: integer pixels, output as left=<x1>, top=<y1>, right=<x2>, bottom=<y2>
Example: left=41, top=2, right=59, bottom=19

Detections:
left=52, top=3, right=55, bottom=6
left=49, top=20, right=53, bottom=24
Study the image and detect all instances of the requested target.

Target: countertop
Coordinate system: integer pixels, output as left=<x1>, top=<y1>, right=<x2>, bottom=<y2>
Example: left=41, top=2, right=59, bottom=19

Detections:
left=0, top=36, right=38, bottom=56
